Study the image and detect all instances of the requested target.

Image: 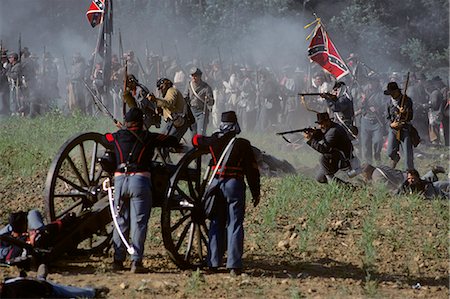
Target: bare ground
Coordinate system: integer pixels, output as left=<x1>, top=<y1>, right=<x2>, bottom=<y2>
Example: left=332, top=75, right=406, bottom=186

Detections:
left=0, top=171, right=448, bottom=299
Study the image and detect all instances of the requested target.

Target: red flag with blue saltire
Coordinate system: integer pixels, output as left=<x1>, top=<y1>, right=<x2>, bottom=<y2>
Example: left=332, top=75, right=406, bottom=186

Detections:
left=307, top=22, right=349, bottom=80
left=86, top=0, right=105, bottom=28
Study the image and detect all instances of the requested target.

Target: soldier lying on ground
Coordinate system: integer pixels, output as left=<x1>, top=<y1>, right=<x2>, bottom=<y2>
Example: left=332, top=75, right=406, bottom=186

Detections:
left=0, top=210, right=75, bottom=265
left=361, top=164, right=448, bottom=196
left=0, top=264, right=109, bottom=298
left=397, top=168, right=449, bottom=199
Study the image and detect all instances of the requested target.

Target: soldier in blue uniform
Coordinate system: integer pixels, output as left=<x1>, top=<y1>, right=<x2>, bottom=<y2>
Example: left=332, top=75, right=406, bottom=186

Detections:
left=103, top=108, right=178, bottom=273
left=192, top=111, right=260, bottom=275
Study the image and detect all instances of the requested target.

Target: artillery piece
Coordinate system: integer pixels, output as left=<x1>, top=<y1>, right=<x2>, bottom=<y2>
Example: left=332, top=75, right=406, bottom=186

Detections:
left=2, top=131, right=213, bottom=270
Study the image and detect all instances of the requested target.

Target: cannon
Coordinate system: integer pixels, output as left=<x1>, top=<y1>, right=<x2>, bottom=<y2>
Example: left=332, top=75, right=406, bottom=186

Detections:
left=1, top=131, right=213, bottom=270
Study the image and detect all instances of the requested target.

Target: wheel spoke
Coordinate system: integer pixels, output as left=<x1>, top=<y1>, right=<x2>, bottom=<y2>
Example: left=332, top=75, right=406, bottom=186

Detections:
left=78, top=142, right=89, bottom=183
left=187, top=178, right=199, bottom=201
left=55, top=198, right=84, bottom=219
left=175, top=220, right=191, bottom=252
left=184, top=222, right=195, bottom=261
left=57, top=175, right=87, bottom=194
left=54, top=193, right=88, bottom=198
left=174, top=185, right=194, bottom=204
left=195, top=224, right=203, bottom=260
left=199, top=222, right=209, bottom=246
left=171, top=213, right=191, bottom=233
left=89, top=142, right=99, bottom=182
left=65, top=155, right=88, bottom=187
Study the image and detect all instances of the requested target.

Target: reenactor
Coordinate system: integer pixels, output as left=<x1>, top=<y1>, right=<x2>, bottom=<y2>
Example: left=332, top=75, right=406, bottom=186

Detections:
left=0, top=50, right=9, bottom=115
left=41, top=51, right=59, bottom=109
left=146, top=78, right=192, bottom=160
left=303, top=112, right=355, bottom=185
left=385, top=82, right=414, bottom=169
left=6, top=52, right=23, bottom=115
left=256, top=69, right=281, bottom=131
left=184, top=67, right=214, bottom=135
left=192, top=111, right=260, bottom=275
left=110, top=54, right=123, bottom=119
left=321, top=81, right=357, bottom=140
left=67, top=53, right=87, bottom=114
left=358, top=77, right=386, bottom=164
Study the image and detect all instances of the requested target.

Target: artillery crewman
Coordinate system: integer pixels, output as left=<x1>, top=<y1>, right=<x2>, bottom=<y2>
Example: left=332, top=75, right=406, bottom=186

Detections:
left=303, top=112, right=354, bottom=185
left=103, top=107, right=178, bottom=273
left=147, top=78, right=191, bottom=141
left=146, top=78, right=192, bottom=161
left=184, top=67, right=214, bottom=135
left=385, top=81, right=414, bottom=169
left=192, top=111, right=260, bottom=275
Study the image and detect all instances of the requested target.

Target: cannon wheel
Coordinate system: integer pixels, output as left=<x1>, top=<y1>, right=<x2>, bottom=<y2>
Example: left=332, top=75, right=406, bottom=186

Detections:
left=44, top=132, right=113, bottom=253
left=161, top=148, right=211, bottom=269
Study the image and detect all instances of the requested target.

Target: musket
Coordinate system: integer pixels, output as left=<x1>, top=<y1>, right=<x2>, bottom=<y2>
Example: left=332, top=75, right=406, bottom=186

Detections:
left=122, top=60, right=128, bottom=117
left=136, top=56, right=149, bottom=85
left=18, top=33, right=21, bottom=62
left=82, top=78, right=119, bottom=125
left=276, top=127, right=317, bottom=135
left=217, top=47, right=224, bottom=82
left=118, top=29, right=124, bottom=67
left=298, top=93, right=323, bottom=114
left=62, top=55, right=69, bottom=75
left=42, top=46, right=46, bottom=77
left=276, top=127, right=320, bottom=143
left=298, top=93, right=323, bottom=96
left=394, top=71, right=410, bottom=140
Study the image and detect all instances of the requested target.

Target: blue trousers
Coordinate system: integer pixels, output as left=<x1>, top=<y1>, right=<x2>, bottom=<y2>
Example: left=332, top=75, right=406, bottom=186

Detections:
left=207, top=178, right=246, bottom=269
left=386, top=127, right=414, bottom=169
left=113, top=175, right=151, bottom=263
left=190, top=108, right=209, bottom=135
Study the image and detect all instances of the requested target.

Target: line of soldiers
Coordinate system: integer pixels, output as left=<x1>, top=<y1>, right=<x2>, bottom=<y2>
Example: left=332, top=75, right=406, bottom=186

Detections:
left=0, top=47, right=59, bottom=117
left=1, top=45, right=448, bottom=162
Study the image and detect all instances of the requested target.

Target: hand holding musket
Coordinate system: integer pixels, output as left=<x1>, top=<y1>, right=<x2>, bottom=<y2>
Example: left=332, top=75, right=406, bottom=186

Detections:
left=319, top=92, right=337, bottom=101
left=276, top=127, right=321, bottom=143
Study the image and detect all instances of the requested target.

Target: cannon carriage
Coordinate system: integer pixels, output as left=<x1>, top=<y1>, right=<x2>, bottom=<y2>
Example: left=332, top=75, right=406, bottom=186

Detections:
left=2, top=131, right=213, bottom=270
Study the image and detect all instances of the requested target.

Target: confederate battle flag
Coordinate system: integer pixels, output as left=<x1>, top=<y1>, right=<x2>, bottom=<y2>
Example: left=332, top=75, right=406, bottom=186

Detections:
left=307, top=23, right=349, bottom=80
left=86, top=0, right=105, bottom=28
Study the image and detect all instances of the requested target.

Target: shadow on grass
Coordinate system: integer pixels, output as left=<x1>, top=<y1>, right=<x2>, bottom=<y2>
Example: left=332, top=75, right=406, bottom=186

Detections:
left=245, top=253, right=449, bottom=288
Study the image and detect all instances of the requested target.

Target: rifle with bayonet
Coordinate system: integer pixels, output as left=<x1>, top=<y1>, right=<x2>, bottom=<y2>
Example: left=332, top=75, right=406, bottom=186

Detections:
left=82, top=78, right=119, bottom=125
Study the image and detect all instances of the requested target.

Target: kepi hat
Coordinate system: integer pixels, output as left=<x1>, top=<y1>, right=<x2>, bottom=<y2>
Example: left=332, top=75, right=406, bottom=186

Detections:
left=219, top=111, right=241, bottom=134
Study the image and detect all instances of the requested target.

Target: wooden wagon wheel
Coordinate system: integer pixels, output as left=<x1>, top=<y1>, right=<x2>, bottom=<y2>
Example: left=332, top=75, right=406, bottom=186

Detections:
left=161, top=147, right=211, bottom=269
left=44, top=132, right=113, bottom=254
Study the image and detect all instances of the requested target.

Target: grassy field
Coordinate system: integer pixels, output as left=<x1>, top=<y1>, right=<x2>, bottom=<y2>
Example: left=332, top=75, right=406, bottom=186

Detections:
left=0, top=113, right=448, bottom=297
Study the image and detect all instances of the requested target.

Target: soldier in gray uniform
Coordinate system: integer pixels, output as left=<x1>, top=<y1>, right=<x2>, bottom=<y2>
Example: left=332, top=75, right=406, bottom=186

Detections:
left=322, top=81, right=357, bottom=140
left=21, top=49, right=39, bottom=116
left=68, top=53, right=87, bottom=114
left=0, top=51, right=9, bottom=115
left=40, top=52, right=59, bottom=111
left=359, top=78, right=386, bottom=164
left=6, top=52, right=23, bottom=115
left=184, top=67, right=214, bottom=135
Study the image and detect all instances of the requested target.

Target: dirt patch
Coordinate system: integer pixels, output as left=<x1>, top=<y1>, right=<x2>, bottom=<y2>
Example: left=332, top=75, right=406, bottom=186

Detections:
left=0, top=174, right=448, bottom=298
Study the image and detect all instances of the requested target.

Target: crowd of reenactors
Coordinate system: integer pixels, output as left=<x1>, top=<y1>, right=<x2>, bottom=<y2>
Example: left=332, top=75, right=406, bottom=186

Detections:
left=0, top=45, right=448, bottom=157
